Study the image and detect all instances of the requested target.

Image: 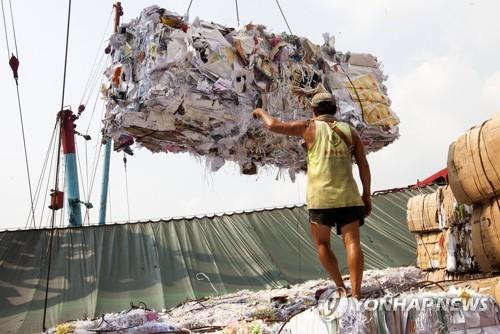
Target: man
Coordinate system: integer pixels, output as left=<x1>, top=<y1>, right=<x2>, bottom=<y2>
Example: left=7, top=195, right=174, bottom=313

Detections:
left=252, top=92, right=371, bottom=298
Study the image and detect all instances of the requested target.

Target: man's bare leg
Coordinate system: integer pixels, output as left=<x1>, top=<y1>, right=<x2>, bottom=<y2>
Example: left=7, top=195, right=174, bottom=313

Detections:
left=310, top=222, right=346, bottom=289
left=341, top=221, right=364, bottom=298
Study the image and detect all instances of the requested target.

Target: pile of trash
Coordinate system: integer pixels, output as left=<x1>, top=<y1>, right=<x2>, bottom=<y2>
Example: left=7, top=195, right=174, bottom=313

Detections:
left=46, top=266, right=500, bottom=333
left=48, top=308, right=180, bottom=334
left=286, top=288, right=500, bottom=333
left=163, top=266, right=423, bottom=332
left=102, top=5, right=399, bottom=176
left=46, top=267, right=424, bottom=333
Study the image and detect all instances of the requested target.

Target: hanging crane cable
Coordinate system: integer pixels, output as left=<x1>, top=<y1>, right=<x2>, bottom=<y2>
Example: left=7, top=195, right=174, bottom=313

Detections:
left=1, top=0, right=37, bottom=228
left=185, top=0, right=291, bottom=34
left=83, top=101, right=108, bottom=225
left=7, top=0, right=18, bottom=54
left=38, top=128, right=59, bottom=228
left=23, top=120, right=58, bottom=229
left=42, top=0, right=73, bottom=330
left=234, top=0, right=240, bottom=26
left=185, top=0, right=194, bottom=17
left=275, top=0, right=293, bottom=35
left=184, top=0, right=240, bottom=26
left=77, top=8, right=113, bottom=224
left=79, top=8, right=113, bottom=106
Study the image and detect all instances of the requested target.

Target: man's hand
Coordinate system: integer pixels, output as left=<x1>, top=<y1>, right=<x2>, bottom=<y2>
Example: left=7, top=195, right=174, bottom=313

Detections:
left=251, top=108, right=309, bottom=137
left=362, top=193, right=372, bottom=217
left=252, top=108, right=265, bottom=119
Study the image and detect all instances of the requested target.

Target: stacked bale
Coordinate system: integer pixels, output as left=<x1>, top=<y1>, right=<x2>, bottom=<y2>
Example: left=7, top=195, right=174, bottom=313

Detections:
left=438, top=185, right=457, bottom=229
left=471, top=198, right=500, bottom=272
left=448, top=114, right=500, bottom=273
left=407, top=186, right=478, bottom=273
left=407, top=191, right=446, bottom=271
left=439, top=186, right=478, bottom=273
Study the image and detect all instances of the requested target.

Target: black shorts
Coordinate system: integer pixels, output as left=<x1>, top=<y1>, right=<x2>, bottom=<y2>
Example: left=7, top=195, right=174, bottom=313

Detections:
left=309, top=206, right=365, bottom=235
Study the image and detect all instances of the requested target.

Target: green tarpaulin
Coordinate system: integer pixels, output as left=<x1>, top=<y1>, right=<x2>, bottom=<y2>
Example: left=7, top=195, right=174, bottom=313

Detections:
left=0, top=186, right=435, bottom=333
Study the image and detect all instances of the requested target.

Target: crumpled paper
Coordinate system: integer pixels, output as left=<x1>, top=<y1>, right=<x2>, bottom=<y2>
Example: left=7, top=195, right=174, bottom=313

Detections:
left=102, top=5, right=400, bottom=176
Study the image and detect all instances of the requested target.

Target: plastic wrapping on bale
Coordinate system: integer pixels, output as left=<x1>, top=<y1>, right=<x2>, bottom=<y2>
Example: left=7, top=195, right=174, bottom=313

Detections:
left=102, top=5, right=400, bottom=176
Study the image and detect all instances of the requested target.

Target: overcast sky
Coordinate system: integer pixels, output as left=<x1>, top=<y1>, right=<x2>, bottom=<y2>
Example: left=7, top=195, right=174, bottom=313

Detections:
left=1, top=0, right=499, bottom=230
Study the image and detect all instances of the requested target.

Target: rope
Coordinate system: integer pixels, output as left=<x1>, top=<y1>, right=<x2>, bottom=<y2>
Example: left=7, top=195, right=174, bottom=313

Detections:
left=0, top=0, right=10, bottom=56
left=7, top=0, right=17, bottom=55
left=79, top=98, right=107, bottom=222
left=60, top=0, right=72, bottom=111
left=86, top=103, right=106, bottom=203
left=84, top=141, right=89, bottom=221
left=234, top=0, right=240, bottom=26
left=275, top=0, right=293, bottom=35
left=43, top=0, right=73, bottom=330
left=85, top=58, right=110, bottom=134
left=75, top=141, right=89, bottom=224
left=59, top=170, right=67, bottom=229
left=84, top=53, right=108, bottom=107
left=341, top=67, right=367, bottom=123
left=80, top=57, right=109, bottom=216
left=81, top=75, right=107, bottom=220
left=449, top=143, right=472, bottom=203
left=475, top=120, right=500, bottom=265
left=39, top=133, right=58, bottom=228
left=124, top=154, right=131, bottom=221
left=185, top=0, right=194, bottom=16
left=276, top=308, right=310, bottom=334
left=14, top=80, right=37, bottom=228
left=23, top=120, right=58, bottom=229
left=1, top=0, right=37, bottom=228
left=80, top=8, right=113, bottom=105
left=42, top=127, right=63, bottom=327
left=477, top=122, right=500, bottom=211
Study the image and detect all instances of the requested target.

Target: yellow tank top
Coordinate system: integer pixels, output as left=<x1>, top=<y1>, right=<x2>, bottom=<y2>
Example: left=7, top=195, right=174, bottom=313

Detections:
left=306, top=120, right=364, bottom=209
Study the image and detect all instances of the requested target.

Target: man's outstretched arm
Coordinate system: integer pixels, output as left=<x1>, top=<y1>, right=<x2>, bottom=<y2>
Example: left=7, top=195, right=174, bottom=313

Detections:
left=253, top=108, right=308, bottom=137
left=351, top=128, right=372, bottom=216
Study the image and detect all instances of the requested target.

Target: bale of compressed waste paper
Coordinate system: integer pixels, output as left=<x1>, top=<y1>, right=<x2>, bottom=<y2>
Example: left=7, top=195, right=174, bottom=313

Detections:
left=448, top=114, right=500, bottom=203
left=102, top=5, right=400, bottom=176
left=471, top=197, right=500, bottom=272
left=407, top=192, right=440, bottom=233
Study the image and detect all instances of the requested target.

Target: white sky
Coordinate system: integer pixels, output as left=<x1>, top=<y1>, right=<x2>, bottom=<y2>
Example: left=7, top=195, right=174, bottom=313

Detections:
left=1, top=0, right=499, bottom=229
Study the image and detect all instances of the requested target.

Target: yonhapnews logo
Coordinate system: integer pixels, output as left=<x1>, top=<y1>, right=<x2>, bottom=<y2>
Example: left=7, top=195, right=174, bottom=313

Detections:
left=318, top=289, right=491, bottom=322
left=317, top=287, right=351, bottom=321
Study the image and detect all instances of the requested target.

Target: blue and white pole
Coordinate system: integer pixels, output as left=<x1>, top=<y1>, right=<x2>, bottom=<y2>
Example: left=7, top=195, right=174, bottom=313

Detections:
left=98, top=140, right=112, bottom=225
left=60, top=110, right=82, bottom=226
left=98, top=2, right=123, bottom=225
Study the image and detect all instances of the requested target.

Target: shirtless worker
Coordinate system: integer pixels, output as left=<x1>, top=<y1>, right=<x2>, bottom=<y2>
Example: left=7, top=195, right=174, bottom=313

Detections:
left=252, top=92, right=371, bottom=298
